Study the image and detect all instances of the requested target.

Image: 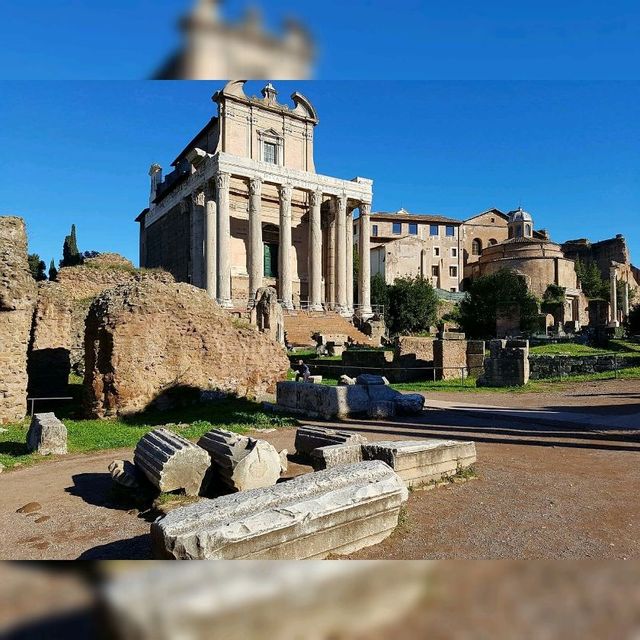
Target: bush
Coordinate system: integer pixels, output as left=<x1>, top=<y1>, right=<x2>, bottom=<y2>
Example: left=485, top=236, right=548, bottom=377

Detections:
left=628, top=304, right=640, bottom=335
left=459, top=269, right=540, bottom=339
left=385, top=276, right=439, bottom=337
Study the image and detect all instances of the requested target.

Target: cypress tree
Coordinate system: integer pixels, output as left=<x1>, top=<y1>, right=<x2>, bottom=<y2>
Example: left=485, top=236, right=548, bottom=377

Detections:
left=62, top=224, right=82, bottom=267
left=49, top=259, right=58, bottom=281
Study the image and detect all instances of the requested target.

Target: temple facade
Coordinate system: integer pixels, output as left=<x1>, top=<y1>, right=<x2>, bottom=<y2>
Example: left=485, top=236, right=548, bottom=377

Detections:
left=136, top=81, right=373, bottom=317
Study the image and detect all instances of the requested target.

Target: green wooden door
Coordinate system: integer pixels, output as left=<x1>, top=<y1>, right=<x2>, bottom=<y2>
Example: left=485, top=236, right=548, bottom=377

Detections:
left=264, top=243, right=279, bottom=278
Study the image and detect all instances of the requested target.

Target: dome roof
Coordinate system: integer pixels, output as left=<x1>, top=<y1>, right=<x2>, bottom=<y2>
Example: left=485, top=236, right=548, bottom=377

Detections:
left=508, top=207, right=533, bottom=223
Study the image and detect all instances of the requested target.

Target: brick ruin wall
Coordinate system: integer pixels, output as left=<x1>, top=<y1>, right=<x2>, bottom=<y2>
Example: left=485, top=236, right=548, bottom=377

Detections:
left=478, top=339, right=530, bottom=387
left=29, top=254, right=174, bottom=395
left=84, top=280, right=291, bottom=417
left=0, top=217, right=37, bottom=423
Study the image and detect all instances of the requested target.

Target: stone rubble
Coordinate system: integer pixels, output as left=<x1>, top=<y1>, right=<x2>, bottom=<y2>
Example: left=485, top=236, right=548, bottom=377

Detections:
left=109, top=460, right=142, bottom=490
left=151, top=460, right=409, bottom=560
left=26, top=413, right=68, bottom=456
left=197, top=429, right=283, bottom=493
left=134, top=428, right=211, bottom=496
left=294, top=425, right=368, bottom=460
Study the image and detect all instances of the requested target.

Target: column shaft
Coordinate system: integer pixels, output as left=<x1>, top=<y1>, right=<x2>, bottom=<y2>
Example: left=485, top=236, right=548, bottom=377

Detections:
left=309, top=190, right=323, bottom=310
left=609, top=267, right=619, bottom=327
left=216, top=172, right=232, bottom=308
left=204, top=183, right=217, bottom=299
left=248, top=177, right=263, bottom=299
left=358, top=202, right=373, bottom=318
left=335, top=195, right=348, bottom=314
left=327, top=206, right=336, bottom=306
left=278, top=184, right=293, bottom=309
left=345, top=207, right=354, bottom=313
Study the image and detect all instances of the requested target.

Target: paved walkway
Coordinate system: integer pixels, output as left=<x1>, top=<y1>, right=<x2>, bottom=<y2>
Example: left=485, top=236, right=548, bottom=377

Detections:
left=425, top=398, right=640, bottom=431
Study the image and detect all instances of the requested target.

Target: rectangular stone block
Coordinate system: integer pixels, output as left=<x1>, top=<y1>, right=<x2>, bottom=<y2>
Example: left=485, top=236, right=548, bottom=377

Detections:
left=295, top=425, right=368, bottom=458
left=151, top=461, right=409, bottom=560
left=311, top=443, right=364, bottom=471
left=362, top=440, right=476, bottom=489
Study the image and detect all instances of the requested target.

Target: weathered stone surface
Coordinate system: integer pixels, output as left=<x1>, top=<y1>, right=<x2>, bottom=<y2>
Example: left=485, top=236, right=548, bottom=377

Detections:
left=434, top=335, right=468, bottom=381
left=0, top=217, right=37, bottom=424
left=356, top=374, right=389, bottom=386
left=84, top=280, right=290, bottom=417
left=99, top=562, right=432, bottom=640
left=251, top=286, right=284, bottom=345
left=339, top=374, right=356, bottom=386
left=394, top=394, right=426, bottom=415
left=134, top=429, right=210, bottom=496
left=277, top=382, right=424, bottom=420
left=294, top=426, right=368, bottom=458
left=363, top=440, right=477, bottom=488
left=109, top=460, right=142, bottom=489
left=307, top=375, right=323, bottom=384
left=198, top=429, right=282, bottom=493
left=26, top=413, right=67, bottom=455
left=29, top=255, right=174, bottom=389
left=478, top=339, right=530, bottom=387
left=279, top=449, right=289, bottom=474
left=310, top=444, right=364, bottom=471
left=367, top=401, right=396, bottom=419
left=151, top=461, right=409, bottom=560
left=529, top=354, right=640, bottom=380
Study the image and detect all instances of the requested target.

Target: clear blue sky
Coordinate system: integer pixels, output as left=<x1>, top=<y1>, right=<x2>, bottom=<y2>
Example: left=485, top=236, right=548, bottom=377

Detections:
left=0, top=81, right=638, bottom=267
left=0, top=0, right=638, bottom=79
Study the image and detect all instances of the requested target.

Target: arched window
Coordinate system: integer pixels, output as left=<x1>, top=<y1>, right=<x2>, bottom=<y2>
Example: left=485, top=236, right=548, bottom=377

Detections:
left=525, top=224, right=531, bottom=237
left=471, top=238, right=482, bottom=255
left=489, top=238, right=498, bottom=245
left=515, top=225, right=523, bottom=238
left=508, top=227, right=514, bottom=239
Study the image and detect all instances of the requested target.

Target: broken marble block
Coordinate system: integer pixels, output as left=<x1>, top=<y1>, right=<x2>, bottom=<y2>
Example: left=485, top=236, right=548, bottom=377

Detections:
left=109, top=460, right=141, bottom=490
left=356, top=374, right=389, bottom=386
left=367, top=401, right=396, bottom=420
left=310, top=443, right=364, bottom=471
left=198, top=429, right=282, bottom=493
left=151, top=460, right=409, bottom=560
left=26, top=413, right=67, bottom=455
left=362, top=439, right=476, bottom=489
left=394, top=394, right=425, bottom=415
left=294, top=425, right=368, bottom=460
left=134, top=429, right=210, bottom=496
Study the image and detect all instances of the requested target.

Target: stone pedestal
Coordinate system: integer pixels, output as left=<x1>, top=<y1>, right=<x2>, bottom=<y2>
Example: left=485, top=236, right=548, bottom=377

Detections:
left=26, top=413, right=67, bottom=456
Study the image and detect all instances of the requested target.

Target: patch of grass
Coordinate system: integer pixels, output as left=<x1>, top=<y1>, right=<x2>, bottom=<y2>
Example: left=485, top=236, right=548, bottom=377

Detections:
left=0, top=397, right=297, bottom=472
left=530, top=343, right=614, bottom=356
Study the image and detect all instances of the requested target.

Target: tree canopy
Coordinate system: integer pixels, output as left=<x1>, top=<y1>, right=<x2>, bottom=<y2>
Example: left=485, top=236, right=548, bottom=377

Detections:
left=384, top=276, right=439, bottom=337
left=61, top=224, right=82, bottom=268
left=27, top=254, right=47, bottom=281
left=459, top=269, right=540, bottom=338
left=574, top=258, right=609, bottom=300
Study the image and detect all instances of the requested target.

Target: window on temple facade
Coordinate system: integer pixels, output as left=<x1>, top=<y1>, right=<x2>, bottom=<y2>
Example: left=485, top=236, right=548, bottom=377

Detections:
left=263, top=142, right=277, bottom=164
left=472, top=238, right=482, bottom=255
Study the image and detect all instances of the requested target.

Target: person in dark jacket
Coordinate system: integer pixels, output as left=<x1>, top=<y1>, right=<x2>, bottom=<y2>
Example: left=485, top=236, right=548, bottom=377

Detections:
left=294, top=359, right=311, bottom=382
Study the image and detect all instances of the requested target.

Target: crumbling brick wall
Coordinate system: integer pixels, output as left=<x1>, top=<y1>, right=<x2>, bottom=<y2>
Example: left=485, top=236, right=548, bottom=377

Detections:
left=29, top=254, right=174, bottom=395
left=0, top=217, right=37, bottom=423
left=84, top=280, right=291, bottom=417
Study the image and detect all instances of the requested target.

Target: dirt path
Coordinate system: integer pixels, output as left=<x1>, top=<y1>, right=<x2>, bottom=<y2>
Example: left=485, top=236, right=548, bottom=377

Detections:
left=1, top=409, right=639, bottom=560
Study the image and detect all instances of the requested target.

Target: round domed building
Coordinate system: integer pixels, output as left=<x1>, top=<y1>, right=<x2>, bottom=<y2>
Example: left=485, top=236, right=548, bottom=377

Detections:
left=466, top=208, right=588, bottom=326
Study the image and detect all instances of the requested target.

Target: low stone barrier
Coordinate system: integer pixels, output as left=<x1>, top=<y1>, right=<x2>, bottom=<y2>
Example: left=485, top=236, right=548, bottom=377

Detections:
left=362, top=440, right=476, bottom=488
left=151, top=461, right=409, bottom=559
left=276, top=381, right=424, bottom=420
left=198, top=429, right=282, bottom=493
left=529, top=354, right=640, bottom=379
left=478, top=339, right=530, bottom=387
left=134, top=429, right=210, bottom=496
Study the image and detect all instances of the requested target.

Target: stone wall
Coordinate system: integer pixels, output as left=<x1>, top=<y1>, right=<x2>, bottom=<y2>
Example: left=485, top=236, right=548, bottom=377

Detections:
left=478, top=339, right=530, bottom=387
left=466, top=340, right=486, bottom=377
left=433, top=333, right=468, bottom=381
left=0, top=217, right=37, bottom=423
left=84, top=280, right=290, bottom=417
left=395, top=336, right=435, bottom=365
left=29, top=255, right=174, bottom=395
left=529, top=354, right=640, bottom=380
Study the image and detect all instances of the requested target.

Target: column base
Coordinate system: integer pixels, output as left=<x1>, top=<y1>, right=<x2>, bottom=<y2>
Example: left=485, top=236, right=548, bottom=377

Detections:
left=281, top=300, right=294, bottom=311
left=217, top=298, right=234, bottom=309
left=608, top=321, right=620, bottom=328
left=308, top=302, right=324, bottom=312
left=358, top=307, right=374, bottom=321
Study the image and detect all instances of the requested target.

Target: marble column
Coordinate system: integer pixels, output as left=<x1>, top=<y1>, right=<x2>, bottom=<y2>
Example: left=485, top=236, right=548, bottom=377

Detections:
left=308, top=189, right=323, bottom=310
left=358, top=202, right=373, bottom=318
left=204, top=181, right=217, bottom=299
left=326, top=204, right=336, bottom=307
left=345, top=205, right=354, bottom=314
left=609, top=266, right=619, bottom=327
left=335, top=194, right=348, bottom=315
left=278, top=183, right=293, bottom=309
left=623, top=280, right=630, bottom=317
left=248, top=177, right=263, bottom=299
left=216, top=172, right=232, bottom=308
left=189, top=191, right=205, bottom=288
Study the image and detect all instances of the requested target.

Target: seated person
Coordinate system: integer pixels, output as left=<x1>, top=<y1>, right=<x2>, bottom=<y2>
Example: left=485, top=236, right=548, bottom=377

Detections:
left=294, top=359, right=311, bottom=383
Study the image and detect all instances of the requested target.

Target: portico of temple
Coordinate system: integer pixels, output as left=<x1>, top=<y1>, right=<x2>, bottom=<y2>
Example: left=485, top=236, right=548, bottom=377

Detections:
left=136, top=81, right=374, bottom=317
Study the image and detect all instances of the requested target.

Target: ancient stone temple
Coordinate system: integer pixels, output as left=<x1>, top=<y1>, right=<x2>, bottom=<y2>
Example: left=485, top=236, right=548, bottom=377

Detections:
left=137, top=81, right=374, bottom=318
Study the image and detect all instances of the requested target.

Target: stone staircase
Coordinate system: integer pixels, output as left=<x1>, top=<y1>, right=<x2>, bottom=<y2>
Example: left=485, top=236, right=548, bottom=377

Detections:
left=284, top=311, right=372, bottom=347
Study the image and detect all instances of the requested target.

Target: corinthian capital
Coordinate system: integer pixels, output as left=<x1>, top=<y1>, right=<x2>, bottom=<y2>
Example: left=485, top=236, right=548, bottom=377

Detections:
left=278, top=183, right=293, bottom=202
left=360, top=201, right=372, bottom=217
left=310, top=189, right=322, bottom=208
left=249, top=177, right=263, bottom=196
left=336, top=194, right=347, bottom=213
left=215, top=172, right=230, bottom=190
left=191, top=190, right=206, bottom=207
